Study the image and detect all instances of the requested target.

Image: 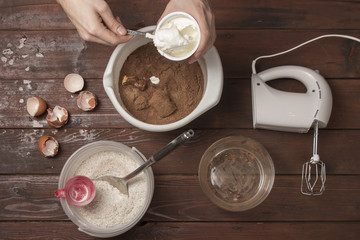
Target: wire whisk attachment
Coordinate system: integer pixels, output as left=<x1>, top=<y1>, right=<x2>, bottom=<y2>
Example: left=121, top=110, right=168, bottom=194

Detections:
left=301, top=120, right=326, bottom=196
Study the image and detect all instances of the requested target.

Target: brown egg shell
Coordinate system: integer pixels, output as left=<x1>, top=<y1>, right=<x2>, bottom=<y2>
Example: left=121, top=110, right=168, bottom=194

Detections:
left=46, top=106, right=69, bottom=128
left=26, top=96, right=47, bottom=117
left=77, top=91, right=97, bottom=111
left=38, top=136, right=59, bottom=157
left=64, top=73, right=84, bottom=93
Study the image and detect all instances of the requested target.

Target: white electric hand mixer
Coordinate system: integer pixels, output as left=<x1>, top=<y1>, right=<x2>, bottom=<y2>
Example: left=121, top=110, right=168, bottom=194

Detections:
left=251, top=34, right=360, bottom=195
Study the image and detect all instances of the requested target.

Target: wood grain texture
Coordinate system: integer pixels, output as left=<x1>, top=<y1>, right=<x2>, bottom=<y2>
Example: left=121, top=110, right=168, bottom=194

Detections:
left=1, top=0, right=359, bottom=238
left=0, top=78, right=359, bottom=129
left=1, top=0, right=360, bottom=30
left=1, top=30, right=359, bottom=80
left=0, top=31, right=108, bottom=79
left=1, top=175, right=359, bottom=221
left=0, top=129, right=359, bottom=175
left=1, top=221, right=359, bottom=240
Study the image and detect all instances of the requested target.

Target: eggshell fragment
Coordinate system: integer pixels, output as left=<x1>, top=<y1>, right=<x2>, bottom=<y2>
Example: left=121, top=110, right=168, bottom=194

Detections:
left=64, top=73, right=84, bottom=93
left=46, top=106, right=69, bottom=128
left=38, top=136, right=59, bottom=157
left=26, top=96, right=47, bottom=116
left=77, top=91, right=97, bottom=111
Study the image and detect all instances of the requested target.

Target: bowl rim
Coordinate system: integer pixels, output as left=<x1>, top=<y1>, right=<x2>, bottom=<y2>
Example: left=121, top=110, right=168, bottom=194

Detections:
left=198, top=136, right=275, bottom=212
left=58, top=140, right=155, bottom=237
left=103, top=25, right=223, bottom=132
left=154, top=11, right=201, bottom=61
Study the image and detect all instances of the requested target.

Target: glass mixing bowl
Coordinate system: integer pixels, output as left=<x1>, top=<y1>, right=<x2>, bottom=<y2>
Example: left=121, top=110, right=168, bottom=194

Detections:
left=198, top=136, right=274, bottom=211
left=58, top=141, right=154, bottom=238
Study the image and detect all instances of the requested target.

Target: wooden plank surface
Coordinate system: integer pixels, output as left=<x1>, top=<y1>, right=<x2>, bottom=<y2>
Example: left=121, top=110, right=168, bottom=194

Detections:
left=1, top=222, right=359, bottom=240
left=1, top=0, right=359, bottom=239
left=2, top=0, right=360, bottom=30
left=0, top=129, right=359, bottom=175
left=1, top=30, right=360, bottom=80
left=1, top=175, right=359, bottom=221
left=0, top=78, right=359, bottom=129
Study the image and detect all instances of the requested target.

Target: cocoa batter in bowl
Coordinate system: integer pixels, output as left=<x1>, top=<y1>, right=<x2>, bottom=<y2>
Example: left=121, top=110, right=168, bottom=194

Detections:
left=103, top=26, right=223, bottom=132
left=119, top=43, right=204, bottom=125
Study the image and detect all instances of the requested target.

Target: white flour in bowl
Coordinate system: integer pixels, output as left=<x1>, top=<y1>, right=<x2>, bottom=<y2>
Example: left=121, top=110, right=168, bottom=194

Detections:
left=75, top=151, right=147, bottom=228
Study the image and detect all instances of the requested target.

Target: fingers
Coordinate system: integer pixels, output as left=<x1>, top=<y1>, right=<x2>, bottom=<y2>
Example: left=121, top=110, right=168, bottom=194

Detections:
left=188, top=39, right=205, bottom=64
left=189, top=11, right=216, bottom=63
left=96, top=2, right=127, bottom=36
left=160, top=0, right=216, bottom=63
left=77, top=19, right=132, bottom=46
left=77, top=27, right=112, bottom=45
left=58, top=0, right=132, bottom=46
left=87, top=0, right=131, bottom=46
left=91, top=23, right=132, bottom=46
left=89, top=10, right=132, bottom=45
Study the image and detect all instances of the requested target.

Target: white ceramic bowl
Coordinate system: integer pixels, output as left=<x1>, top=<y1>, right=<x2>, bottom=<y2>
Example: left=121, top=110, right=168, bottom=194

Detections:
left=155, top=11, right=201, bottom=61
left=103, top=26, right=223, bottom=132
left=58, top=141, right=154, bottom=238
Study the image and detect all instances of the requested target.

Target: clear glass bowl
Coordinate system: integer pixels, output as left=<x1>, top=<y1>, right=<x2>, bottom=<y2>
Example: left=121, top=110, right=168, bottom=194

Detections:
left=58, top=141, right=154, bottom=238
left=198, top=136, right=274, bottom=211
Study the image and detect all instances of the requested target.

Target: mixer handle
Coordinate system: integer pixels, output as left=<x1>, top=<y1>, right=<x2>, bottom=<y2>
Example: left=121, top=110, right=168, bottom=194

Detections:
left=257, top=65, right=323, bottom=93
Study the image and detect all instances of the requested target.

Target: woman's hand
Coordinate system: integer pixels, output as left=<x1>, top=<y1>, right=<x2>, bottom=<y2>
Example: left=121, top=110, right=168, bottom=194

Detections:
left=57, top=0, right=132, bottom=46
left=159, top=0, right=216, bottom=63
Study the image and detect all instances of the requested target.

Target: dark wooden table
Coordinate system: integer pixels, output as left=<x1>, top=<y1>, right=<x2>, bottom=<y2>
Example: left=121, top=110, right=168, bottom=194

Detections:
left=1, top=0, right=359, bottom=239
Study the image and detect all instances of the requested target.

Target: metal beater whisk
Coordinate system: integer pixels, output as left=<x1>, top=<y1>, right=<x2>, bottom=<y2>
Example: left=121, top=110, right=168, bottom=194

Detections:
left=301, top=120, right=326, bottom=195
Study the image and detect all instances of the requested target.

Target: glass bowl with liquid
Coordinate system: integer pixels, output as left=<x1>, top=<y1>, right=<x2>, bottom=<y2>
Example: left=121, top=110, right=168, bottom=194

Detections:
left=198, top=136, right=275, bottom=211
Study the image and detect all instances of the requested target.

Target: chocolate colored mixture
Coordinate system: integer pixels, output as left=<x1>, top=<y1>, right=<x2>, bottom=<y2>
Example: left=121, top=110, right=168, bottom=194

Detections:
left=119, top=43, right=204, bottom=124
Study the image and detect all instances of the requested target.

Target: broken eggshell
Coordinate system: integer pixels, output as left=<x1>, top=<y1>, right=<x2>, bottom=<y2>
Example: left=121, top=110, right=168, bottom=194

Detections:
left=77, top=91, right=97, bottom=111
left=26, top=96, right=47, bottom=116
left=64, top=73, right=84, bottom=93
left=38, top=136, right=59, bottom=157
left=122, top=75, right=148, bottom=91
left=46, top=106, right=69, bottom=128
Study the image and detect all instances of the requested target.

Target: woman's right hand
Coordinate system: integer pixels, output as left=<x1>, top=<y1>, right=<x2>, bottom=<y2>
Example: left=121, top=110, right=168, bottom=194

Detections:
left=158, top=0, right=216, bottom=63
left=57, top=0, right=132, bottom=46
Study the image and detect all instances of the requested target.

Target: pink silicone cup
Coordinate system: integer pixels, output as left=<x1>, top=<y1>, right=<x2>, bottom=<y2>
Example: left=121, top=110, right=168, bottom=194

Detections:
left=55, top=175, right=96, bottom=207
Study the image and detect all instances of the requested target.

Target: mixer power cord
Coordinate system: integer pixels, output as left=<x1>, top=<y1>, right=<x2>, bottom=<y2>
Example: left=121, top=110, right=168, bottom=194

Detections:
left=252, top=34, right=360, bottom=74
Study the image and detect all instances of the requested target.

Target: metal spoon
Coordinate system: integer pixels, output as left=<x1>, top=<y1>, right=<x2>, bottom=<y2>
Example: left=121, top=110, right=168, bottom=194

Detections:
left=127, top=29, right=147, bottom=36
left=94, top=129, right=194, bottom=195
